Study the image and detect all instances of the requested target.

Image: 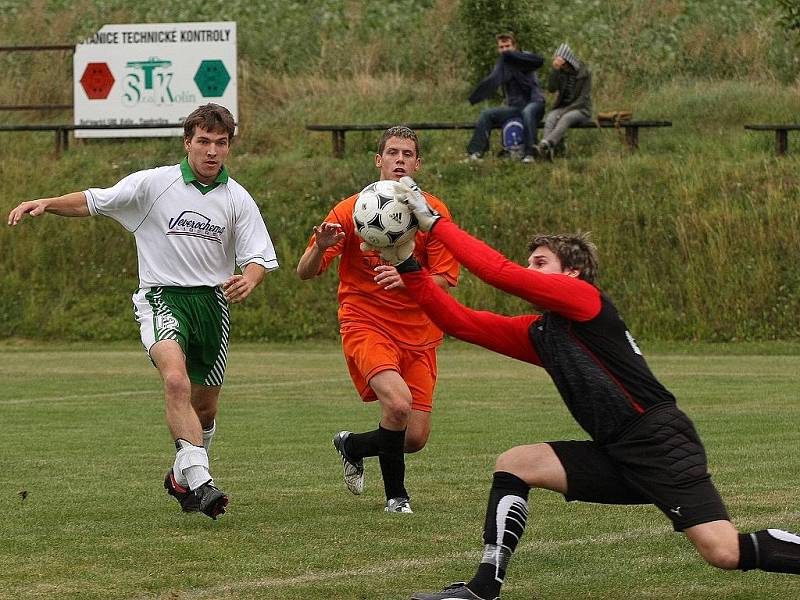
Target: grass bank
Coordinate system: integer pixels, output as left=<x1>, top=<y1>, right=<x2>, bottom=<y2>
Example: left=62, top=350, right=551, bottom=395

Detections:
left=1, top=1, right=799, bottom=342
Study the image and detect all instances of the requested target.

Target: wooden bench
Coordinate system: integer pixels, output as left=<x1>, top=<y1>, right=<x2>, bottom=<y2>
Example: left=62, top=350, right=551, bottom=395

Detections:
left=0, top=124, right=72, bottom=155
left=744, top=124, right=800, bottom=156
left=306, top=120, right=672, bottom=158
left=0, top=123, right=184, bottom=156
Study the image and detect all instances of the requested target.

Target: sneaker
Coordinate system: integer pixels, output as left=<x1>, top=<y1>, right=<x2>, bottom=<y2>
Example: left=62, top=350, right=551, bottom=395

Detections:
left=520, top=154, right=535, bottom=163
left=164, top=470, right=199, bottom=513
left=410, top=582, right=496, bottom=600
left=539, top=141, right=554, bottom=161
left=385, top=496, right=413, bottom=513
left=194, top=480, right=228, bottom=520
left=333, top=431, right=364, bottom=495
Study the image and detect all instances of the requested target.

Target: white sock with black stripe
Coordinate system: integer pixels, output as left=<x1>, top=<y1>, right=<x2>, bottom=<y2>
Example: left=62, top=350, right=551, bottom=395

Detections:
left=467, top=471, right=531, bottom=599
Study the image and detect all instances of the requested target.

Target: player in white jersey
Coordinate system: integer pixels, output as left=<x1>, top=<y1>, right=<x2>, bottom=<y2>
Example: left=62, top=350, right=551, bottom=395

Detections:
left=7, top=103, right=279, bottom=519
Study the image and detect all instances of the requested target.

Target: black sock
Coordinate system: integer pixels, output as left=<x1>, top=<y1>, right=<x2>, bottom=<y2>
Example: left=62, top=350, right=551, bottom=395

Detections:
left=738, top=533, right=757, bottom=571
left=346, top=429, right=380, bottom=460
left=739, top=529, right=800, bottom=574
left=378, top=425, right=407, bottom=500
left=467, top=471, right=530, bottom=599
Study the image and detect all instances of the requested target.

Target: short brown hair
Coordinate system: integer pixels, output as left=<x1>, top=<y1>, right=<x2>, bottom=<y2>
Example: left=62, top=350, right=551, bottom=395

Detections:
left=183, top=103, right=236, bottom=142
left=527, top=232, right=599, bottom=284
left=495, top=32, right=517, bottom=46
left=377, top=125, right=420, bottom=156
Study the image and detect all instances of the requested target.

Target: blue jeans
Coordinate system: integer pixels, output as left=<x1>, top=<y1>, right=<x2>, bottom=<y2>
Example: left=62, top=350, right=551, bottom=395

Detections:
left=467, top=100, right=546, bottom=156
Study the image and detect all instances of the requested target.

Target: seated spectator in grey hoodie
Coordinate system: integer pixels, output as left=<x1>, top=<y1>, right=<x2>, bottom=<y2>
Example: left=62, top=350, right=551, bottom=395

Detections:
left=536, top=43, right=592, bottom=160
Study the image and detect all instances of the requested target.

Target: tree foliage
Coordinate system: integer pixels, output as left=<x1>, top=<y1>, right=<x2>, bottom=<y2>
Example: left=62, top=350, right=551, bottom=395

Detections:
left=777, top=0, right=800, bottom=33
left=457, top=0, right=553, bottom=84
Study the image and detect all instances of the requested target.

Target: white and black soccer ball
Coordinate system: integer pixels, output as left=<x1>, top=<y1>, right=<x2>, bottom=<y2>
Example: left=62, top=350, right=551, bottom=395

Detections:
left=353, top=180, right=418, bottom=248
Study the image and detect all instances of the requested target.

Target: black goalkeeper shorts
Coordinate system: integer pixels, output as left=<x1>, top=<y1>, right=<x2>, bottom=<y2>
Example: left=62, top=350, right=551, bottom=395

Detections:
left=549, top=402, right=730, bottom=531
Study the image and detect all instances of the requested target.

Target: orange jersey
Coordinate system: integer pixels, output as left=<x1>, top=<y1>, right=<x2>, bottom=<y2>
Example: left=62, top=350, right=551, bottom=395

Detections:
left=306, top=191, right=459, bottom=349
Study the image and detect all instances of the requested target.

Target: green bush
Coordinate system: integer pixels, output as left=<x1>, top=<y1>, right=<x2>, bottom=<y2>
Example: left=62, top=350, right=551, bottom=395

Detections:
left=778, top=0, right=800, bottom=33
left=457, top=0, right=553, bottom=84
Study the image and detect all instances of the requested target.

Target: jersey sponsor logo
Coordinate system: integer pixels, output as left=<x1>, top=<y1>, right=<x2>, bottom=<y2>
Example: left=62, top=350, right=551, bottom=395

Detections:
left=167, top=210, right=226, bottom=243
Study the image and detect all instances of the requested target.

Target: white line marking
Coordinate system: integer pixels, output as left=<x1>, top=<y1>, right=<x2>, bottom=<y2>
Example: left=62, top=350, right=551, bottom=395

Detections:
left=134, top=511, right=800, bottom=599
left=2, top=368, right=533, bottom=406
left=1, top=378, right=352, bottom=405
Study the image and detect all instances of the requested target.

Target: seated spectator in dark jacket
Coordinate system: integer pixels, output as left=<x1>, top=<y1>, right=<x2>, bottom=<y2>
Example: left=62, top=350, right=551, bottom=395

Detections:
left=466, top=33, right=545, bottom=163
left=536, top=43, right=592, bottom=160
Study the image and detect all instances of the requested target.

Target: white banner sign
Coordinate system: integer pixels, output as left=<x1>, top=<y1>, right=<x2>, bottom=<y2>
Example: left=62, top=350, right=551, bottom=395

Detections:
left=73, top=21, right=237, bottom=138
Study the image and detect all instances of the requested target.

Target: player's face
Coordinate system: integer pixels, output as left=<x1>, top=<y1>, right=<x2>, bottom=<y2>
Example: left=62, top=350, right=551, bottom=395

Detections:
left=528, top=246, right=580, bottom=277
left=184, top=127, right=231, bottom=185
left=375, top=137, right=421, bottom=181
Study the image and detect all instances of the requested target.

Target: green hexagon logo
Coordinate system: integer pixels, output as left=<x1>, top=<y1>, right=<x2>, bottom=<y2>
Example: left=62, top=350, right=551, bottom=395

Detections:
left=193, top=60, right=231, bottom=97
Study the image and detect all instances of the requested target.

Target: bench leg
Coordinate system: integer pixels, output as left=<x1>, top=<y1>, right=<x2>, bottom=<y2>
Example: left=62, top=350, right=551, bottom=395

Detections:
left=624, top=127, right=639, bottom=151
left=776, top=130, right=788, bottom=155
left=332, top=130, right=345, bottom=158
left=62, top=129, right=69, bottom=153
left=54, top=129, right=62, bottom=157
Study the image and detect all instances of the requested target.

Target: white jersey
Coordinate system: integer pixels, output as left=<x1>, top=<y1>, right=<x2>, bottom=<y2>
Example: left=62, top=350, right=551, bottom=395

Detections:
left=85, top=162, right=278, bottom=288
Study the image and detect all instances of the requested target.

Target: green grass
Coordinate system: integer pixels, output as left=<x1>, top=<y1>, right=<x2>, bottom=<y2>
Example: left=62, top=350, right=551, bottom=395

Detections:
left=2, top=340, right=799, bottom=599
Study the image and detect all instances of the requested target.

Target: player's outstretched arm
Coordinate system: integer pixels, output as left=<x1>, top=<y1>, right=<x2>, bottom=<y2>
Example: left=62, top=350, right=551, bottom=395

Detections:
left=400, top=266, right=541, bottom=365
left=430, top=219, right=600, bottom=322
left=7, top=192, right=90, bottom=226
left=297, top=221, right=344, bottom=280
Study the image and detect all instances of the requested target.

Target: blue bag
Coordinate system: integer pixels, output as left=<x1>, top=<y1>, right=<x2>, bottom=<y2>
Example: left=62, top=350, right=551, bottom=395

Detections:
left=502, top=119, right=524, bottom=152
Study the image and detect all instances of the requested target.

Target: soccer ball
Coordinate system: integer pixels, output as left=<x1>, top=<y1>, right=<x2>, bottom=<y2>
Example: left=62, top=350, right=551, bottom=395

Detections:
left=353, top=180, right=418, bottom=248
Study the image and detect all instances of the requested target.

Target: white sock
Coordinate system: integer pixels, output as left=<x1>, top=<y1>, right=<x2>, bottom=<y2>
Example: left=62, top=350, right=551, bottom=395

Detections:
left=184, top=466, right=213, bottom=491
left=173, top=440, right=212, bottom=490
left=202, top=420, right=216, bottom=452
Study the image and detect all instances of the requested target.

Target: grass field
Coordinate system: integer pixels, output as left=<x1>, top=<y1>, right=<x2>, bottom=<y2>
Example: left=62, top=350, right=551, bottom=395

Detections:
left=2, top=340, right=799, bottom=600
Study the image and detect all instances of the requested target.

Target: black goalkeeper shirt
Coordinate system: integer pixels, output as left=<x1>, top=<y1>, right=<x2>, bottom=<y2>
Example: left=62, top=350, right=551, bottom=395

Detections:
left=529, top=294, right=675, bottom=444
left=403, top=220, right=676, bottom=445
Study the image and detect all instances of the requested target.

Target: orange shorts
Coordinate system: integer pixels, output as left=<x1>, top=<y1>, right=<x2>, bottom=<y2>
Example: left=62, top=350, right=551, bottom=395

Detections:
left=341, top=326, right=438, bottom=413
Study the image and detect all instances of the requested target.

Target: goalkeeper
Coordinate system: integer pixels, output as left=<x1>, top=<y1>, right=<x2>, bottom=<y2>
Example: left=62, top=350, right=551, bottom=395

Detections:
left=381, top=177, right=800, bottom=600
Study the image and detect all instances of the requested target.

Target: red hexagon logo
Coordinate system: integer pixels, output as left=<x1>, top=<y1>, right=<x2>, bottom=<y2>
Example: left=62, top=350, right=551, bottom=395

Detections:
left=80, top=62, right=115, bottom=100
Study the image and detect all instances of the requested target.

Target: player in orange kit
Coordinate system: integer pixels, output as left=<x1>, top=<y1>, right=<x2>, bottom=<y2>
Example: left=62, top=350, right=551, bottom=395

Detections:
left=296, top=126, right=459, bottom=513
